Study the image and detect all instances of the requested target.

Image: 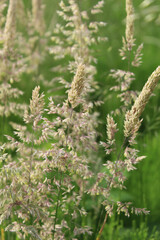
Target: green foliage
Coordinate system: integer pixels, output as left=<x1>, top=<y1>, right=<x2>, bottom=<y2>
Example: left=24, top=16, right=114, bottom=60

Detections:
left=126, top=133, right=160, bottom=223
left=102, top=219, right=160, bottom=240
left=0, top=0, right=160, bottom=239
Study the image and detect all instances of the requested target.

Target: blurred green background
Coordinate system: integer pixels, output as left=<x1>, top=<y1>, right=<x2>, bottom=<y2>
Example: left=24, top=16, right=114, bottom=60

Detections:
left=1, top=0, right=160, bottom=239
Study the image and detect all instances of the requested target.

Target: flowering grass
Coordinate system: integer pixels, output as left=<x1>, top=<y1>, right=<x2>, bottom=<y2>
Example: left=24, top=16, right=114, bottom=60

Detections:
left=0, top=0, right=160, bottom=239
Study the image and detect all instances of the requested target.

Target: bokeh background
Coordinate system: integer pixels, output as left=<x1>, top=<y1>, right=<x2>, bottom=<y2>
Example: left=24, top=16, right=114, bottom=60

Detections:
left=1, top=0, right=160, bottom=239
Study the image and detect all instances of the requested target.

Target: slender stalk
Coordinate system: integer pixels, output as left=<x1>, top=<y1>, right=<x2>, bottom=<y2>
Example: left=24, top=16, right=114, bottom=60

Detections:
left=96, top=212, right=108, bottom=240
left=1, top=112, right=6, bottom=143
left=127, top=49, right=131, bottom=72
left=93, top=204, right=104, bottom=239
left=117, top=137, right=128, bottom=161
left=53, top=171, right=63, bottom=237
left=53, top=108, right=73, bottom=238
left=28, top=130, right=34, bottom=186
left=95, top=136, right=128, bottom=240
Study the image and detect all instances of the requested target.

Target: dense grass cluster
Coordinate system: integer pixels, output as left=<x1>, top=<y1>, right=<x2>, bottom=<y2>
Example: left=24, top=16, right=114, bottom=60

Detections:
left=0, top=0, right=160, bottom=239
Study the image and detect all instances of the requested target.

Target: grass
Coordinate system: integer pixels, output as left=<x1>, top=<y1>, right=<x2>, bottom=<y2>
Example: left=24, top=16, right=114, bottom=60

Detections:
left=0, top=0, right=160, bottom=239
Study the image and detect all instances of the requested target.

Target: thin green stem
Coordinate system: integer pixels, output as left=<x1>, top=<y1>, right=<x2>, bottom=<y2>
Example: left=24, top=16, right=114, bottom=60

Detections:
left=117, top=137, right=127, bottom=161
left=93, top=204, right=104, bottom=239
left=127, top=49, right=131, bottom=72
left=96, top=212, right=108, bottom=240
left=53, top=171, right=63, bottom=237
left=28, top=129, right=34, bottom=187
left=95, top=137, right=128, bottom=240
left=1, top=113, right=6, bottom=143
left=53, top=108, right=73, bottom=238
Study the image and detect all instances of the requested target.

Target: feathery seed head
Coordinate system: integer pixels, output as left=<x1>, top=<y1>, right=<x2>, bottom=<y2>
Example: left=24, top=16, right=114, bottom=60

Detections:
left=3, top=0, right=17, bottom=55
left=107, top=115, right=117, bottom=141
left=30, top=86, right=44, bottom=116
left=91, top=1, right=104, bottom=14
left=124, top=66, right=160, bottom=137
left=68, top=63, right=86, bottom=108
left=32, top=0, right=45, bottom=35
left=24, top=86, right=44, bottom=125
left=125, top=0, right=134, bottom=50
left=69, top=0, right=81, bottom=28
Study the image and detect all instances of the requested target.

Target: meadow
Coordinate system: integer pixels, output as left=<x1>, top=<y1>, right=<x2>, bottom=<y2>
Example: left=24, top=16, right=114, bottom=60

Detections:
left=0, top=0, right=160, bottom=239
